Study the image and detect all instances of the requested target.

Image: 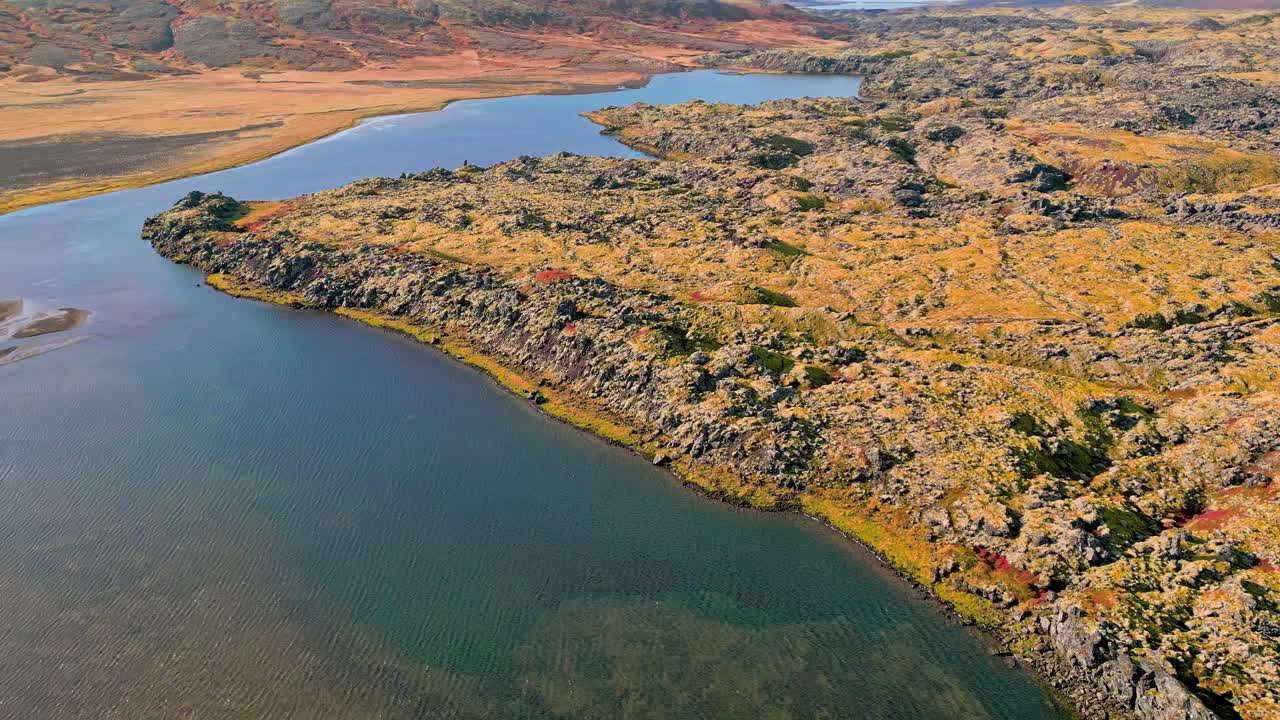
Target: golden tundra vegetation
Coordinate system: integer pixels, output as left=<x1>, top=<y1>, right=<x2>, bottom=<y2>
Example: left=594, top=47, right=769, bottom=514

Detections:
left=146, top=4, right=1280, bottom=719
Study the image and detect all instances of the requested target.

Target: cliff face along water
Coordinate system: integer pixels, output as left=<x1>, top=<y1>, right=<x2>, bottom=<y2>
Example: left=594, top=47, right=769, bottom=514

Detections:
left=0, top=71, right=1065, bottom=718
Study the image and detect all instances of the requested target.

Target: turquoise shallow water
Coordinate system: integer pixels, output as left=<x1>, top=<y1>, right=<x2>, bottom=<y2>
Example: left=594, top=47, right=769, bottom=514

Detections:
left=0, top=71, right=1066, bottom=719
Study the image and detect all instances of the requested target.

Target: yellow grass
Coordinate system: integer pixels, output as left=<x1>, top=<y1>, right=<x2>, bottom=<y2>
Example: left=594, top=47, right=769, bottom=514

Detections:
left=1222, top=71, right=1280, bottom=85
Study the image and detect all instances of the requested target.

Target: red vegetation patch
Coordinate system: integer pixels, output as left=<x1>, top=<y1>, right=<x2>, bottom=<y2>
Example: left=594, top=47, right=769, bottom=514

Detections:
left=1186, top=508, right=1237, bottom=532
left=1256, top=559, right=1277, bottom=573
left=535, top=269, right=574, bottom=284
left=563, top=321, right=577, bottom=335
left=631, top=326, right=651, bottom=341
left=976, top=546, right=1011, bottom=571
left=690, top=289, right=709, bottom=302
left=975, top=546, right=1039, bottom=596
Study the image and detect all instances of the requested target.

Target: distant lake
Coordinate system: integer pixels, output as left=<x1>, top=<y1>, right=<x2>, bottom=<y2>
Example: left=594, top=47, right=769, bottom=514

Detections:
left=0, top=70, right=1065, bottom=719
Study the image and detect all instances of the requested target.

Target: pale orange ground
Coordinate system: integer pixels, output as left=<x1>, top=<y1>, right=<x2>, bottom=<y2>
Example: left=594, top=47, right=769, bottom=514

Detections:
left=0, top=19, right=827, bottom=214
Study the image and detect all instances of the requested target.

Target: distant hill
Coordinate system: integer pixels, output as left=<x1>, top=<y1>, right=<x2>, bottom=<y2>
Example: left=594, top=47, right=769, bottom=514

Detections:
left=0, top=0, right=818, bottom=79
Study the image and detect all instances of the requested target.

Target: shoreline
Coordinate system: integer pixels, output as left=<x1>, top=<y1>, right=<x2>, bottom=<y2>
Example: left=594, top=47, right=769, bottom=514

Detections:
left=201, top=271, right=1078, bottom=718
left=0, top=73, right=667, bottom=217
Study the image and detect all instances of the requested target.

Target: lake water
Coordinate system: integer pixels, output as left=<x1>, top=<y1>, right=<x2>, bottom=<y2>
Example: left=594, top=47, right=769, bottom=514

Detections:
left=0, top=70, right=1065, bottom=719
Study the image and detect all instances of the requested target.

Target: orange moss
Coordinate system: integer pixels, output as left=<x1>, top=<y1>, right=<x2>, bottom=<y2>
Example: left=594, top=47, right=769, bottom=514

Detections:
left=236, top=200, right=295, bottom=232
left=1084, top=588, right=1118, bottom=610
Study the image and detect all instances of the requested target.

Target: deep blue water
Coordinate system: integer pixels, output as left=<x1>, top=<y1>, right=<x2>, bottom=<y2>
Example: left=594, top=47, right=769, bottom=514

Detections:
left=0, top=71, right=1065, bottom=719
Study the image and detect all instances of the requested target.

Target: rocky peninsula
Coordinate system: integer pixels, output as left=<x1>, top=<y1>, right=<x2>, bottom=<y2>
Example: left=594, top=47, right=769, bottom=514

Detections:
left=146, top=5, right=1280, bottom=719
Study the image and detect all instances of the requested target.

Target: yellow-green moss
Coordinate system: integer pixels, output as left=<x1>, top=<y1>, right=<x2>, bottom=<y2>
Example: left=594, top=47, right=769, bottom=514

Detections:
left=206, top=273, right=308, bottom=306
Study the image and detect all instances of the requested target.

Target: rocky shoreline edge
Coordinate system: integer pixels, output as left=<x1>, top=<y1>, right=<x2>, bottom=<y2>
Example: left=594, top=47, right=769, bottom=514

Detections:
left=144, top=190, right=1222, bottom=720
